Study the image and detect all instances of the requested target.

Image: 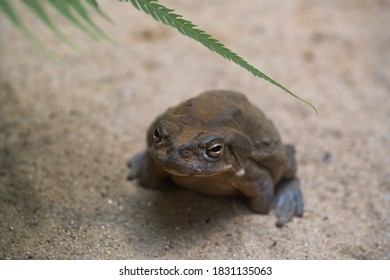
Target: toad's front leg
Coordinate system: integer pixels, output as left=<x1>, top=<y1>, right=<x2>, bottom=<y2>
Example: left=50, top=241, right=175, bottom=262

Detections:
left=274, top=178, right=304, bottom=227
left=127, top=150, right=147, bottom=180
left=239, top=163, right=303, bottom=227
left=127, top=150, right=170, bottom=189
left=239, top=165, right=274, bottom=215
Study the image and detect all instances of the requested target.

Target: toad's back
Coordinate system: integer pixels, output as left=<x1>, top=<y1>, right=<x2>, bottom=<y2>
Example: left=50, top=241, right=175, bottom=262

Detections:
left=162, top=90, right=282, bottom=145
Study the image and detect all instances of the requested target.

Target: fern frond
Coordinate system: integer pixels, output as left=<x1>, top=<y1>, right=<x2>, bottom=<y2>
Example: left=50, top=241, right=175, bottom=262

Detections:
left=66, top=0, right=112, bottom=42
left=0, top=0, right=112, bottom=53
left=121, top=0, right=317, bottom=112
left=86, top=0, right=114, bottom=24
left=0, top=0, right=316, bottom=111
left=0, top=0, right=57, bottom=59
left=47, top=0, right=101, bottom=41
left=21, top=0, right=77, bottom=49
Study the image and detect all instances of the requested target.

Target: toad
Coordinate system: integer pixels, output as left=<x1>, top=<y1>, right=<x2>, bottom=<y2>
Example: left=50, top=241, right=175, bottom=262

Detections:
left=127, top=90, right=303, bottom=227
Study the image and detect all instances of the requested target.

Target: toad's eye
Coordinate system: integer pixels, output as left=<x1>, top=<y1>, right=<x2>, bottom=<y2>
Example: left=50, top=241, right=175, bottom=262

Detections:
left=206, top=141, right=224, bottom=158
left=153, top=127, right=162, bottom=143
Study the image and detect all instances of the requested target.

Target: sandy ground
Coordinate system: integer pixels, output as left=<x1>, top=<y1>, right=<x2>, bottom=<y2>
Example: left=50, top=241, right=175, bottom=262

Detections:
left=1, top=0, right=389, bottom=259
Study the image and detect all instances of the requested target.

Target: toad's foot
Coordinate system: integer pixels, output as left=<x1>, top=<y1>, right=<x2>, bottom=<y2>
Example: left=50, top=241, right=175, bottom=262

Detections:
left=127, top=150, right=147, bottom=180
left=127, top=150, right=171, bottom=189
left=274, top=178, right=303, bottom=227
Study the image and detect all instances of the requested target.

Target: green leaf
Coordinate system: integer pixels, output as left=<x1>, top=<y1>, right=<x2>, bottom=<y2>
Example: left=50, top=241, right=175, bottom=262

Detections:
left=0, top=0, right=316, bottom=111
left=121, top=0, right=317, bottom=113
left=0, top=0, right=113, bottom=55
left=66, top=0, right=112, bottom=42
left=21, top=0, right=77, bottom=49
left=0, top=0, right=57, bottom=59
left=86, top=0, right=114, bottom=24
left=47, top=0, right=101, bottom=41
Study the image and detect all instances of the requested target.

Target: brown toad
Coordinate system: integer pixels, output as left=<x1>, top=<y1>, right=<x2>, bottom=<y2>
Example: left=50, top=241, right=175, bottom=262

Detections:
left=127, top=90, right=303, bottom=227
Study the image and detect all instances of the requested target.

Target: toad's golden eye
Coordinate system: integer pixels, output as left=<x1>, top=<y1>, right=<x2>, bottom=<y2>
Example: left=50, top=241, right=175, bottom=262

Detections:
left=153, top=127, right=162, bottom=143
left=206, top=141, right=224, bottom=158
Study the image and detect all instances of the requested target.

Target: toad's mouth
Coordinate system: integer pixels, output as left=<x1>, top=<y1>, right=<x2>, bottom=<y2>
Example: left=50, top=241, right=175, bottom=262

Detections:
left=149, top=145, right=235, bottom=177
left=160, top=165, right=233, bottom=177
left=151, top=154, right=234, bottom=177
left=156, top=161, right=234, bottom=177
left=163, top=167, right=206, bottom=177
